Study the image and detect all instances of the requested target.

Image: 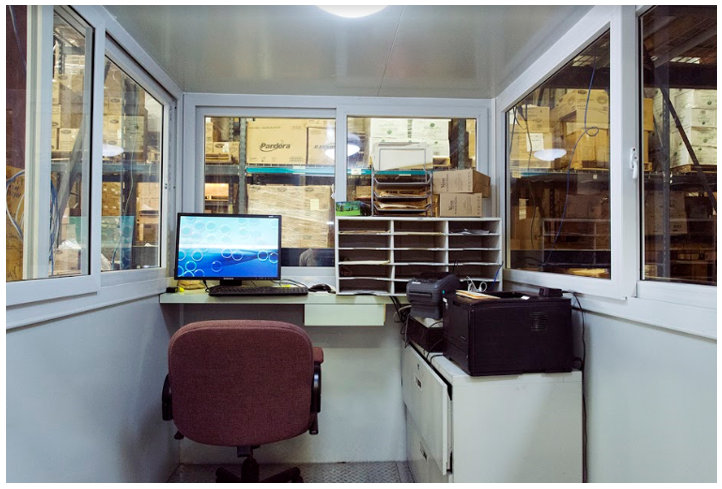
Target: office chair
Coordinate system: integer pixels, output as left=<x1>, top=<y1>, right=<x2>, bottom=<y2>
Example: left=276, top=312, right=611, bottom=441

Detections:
left=162, top=320, right=323, bottom=483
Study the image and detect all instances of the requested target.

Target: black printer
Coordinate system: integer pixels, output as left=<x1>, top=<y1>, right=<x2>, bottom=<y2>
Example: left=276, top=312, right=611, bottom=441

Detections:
left=406, top=272, right=461, bottom=319
left=443, top=291, right=573, bottom=376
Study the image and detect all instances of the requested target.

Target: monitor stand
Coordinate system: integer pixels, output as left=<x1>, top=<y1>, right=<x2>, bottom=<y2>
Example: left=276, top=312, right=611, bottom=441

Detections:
left=219, top=279, right=246, bottom=287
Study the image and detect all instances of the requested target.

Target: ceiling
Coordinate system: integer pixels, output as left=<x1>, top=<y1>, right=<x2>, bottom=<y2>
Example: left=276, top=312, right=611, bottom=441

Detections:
left=105, top=5, right=591, bottom=99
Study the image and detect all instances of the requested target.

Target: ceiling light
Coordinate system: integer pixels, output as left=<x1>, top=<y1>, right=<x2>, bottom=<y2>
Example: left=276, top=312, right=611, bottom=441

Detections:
left=317, top=6, right=387, bottom=18
left=533, top=148, right=567, bottom=161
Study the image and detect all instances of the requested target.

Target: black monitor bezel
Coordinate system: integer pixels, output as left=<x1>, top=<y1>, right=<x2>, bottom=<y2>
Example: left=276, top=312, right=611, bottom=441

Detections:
left=173, top=213, right=282, bottom=281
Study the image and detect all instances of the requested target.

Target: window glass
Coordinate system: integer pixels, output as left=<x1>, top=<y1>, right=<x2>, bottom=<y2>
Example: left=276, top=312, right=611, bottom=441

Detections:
left=101, top=58, right=163, bottom=271
left=203, top=117, right=335, bottom=267
left=346, top=117, right=478, bottom=217
left=507, top=32, right=611, bottom=279
left=6, top=7, right=92, bottom=281
left=641, top=6, right=717, bottom=286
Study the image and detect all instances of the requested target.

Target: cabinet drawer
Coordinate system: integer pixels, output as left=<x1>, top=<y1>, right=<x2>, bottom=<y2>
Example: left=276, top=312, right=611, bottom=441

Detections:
left=401, top=346, right=451, bottom=475
left=406, top=412, right=449, bottom=483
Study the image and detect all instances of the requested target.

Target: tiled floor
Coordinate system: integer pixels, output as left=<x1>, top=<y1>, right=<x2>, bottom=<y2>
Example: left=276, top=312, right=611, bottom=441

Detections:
left=168, top=461, right=414, bottom=483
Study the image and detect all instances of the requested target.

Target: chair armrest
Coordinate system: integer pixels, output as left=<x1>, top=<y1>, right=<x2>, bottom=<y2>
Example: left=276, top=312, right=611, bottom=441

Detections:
left=311, top=364, right=322, bottom=413
left=162, top=374, right=173, bottom=420
left=313, top=347, right=324, bottom=364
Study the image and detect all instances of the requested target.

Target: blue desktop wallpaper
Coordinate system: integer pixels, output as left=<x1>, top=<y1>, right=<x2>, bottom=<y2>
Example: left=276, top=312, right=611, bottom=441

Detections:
left=176, top=215, right=280, bottom=279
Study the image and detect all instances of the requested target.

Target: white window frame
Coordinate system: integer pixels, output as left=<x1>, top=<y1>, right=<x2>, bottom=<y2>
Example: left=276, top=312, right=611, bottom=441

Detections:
left=182, top=95, right=491, bottom=281
left=99, top=37, right=174, bottom=286
left=497, top=5, right=639, bottom=301
left=6, top=5, right=183, bottom=329
left=498, top=5, right=716, bottom=338
left=7, top=6, right=101, bottom=307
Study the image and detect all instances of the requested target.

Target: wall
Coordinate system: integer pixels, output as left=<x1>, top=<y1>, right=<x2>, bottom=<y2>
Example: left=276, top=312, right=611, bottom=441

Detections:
left=583, top=311, right=716, bottom=482
left=175, top=304, right=407, bottom=465
left=6, top=297, right=179, bottom=483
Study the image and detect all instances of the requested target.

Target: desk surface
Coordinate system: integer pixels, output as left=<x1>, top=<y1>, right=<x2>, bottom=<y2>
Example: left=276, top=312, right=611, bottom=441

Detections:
left=159, top=289, right=394, bottom=305
left=159, top=289, right=395, bottom=326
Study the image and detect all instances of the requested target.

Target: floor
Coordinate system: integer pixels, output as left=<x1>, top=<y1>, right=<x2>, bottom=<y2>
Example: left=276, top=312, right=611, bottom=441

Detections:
left=168, top=461, right=414, bottom=483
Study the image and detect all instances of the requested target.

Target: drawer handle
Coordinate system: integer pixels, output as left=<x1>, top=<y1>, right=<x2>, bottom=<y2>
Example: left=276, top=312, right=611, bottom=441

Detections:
left=415, top=376, right=422, bottom=390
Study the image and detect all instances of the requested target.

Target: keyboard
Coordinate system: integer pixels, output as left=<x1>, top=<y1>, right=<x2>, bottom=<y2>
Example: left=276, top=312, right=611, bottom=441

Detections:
left=208, top=285, right=308, bottom=297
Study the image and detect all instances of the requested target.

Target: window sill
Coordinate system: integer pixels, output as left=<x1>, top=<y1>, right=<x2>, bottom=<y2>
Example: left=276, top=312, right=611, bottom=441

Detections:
left=6, top=272, right=170, bottom=330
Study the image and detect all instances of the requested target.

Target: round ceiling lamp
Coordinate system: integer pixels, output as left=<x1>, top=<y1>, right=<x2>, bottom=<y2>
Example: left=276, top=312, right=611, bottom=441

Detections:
left=533, top=148, right=567, bottom=161
left=317, top=6, right=388, bottom=18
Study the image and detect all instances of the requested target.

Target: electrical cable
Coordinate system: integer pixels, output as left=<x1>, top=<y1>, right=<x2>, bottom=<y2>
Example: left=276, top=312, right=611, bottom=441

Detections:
left=563, top=289, right=587, bottom=483
left=6, top=170, right=25, bottom=240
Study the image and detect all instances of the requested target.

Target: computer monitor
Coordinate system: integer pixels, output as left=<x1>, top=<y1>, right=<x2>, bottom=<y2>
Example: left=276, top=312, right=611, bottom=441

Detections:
left=174, top=213, right=281, bottom=284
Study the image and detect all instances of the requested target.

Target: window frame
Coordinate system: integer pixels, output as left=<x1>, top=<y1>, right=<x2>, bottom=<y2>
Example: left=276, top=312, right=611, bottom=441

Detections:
left=498, top=5, right=715, bottom=336
left=100, top=37, right=174, bottom=283
left=6, top=5, right=182, bottom=329
left=498, top=5, right=642, bottom=301
left=6, top=5, right=101, bottom=306
left=182, top=94, right=491, bottom=280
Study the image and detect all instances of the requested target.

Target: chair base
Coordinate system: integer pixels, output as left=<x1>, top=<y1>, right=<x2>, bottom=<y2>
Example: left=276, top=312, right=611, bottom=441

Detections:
left=215, top=457, right=303, bottom=483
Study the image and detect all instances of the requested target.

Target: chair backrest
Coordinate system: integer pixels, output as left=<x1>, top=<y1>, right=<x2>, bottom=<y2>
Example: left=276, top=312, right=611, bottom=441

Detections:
left=168, top=320, right=315, bottom=446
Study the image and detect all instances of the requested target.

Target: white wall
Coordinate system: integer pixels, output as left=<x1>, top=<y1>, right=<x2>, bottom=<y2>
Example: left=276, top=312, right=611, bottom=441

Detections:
left=6, top=297, right=179, bottom=483
left=583, top=311, right=716, bottom=482
left=175, top=304, right=407, bottom=464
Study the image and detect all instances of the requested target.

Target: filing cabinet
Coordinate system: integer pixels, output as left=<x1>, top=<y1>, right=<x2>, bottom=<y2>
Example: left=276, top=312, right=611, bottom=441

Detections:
left=402, top=344, right=583, bottom=483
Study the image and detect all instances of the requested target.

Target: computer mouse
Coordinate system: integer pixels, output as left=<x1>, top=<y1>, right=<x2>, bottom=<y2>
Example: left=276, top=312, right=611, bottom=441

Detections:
left=309, top=284, right=334, bottom=293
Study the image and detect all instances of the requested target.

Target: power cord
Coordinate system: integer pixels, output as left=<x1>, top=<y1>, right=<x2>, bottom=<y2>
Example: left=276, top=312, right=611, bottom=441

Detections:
left=563, top=289, right=587, bottom=483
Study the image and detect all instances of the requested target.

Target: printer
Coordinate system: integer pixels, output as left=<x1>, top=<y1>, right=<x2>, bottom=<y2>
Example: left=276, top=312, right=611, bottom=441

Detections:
left=444, top=291, right=573, bottom=376
left=406, top=272, right=461, bottom=319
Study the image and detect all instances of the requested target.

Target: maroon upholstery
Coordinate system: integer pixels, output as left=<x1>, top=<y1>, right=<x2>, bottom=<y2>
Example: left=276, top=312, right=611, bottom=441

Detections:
left=168, top=320, right=321, bottom=447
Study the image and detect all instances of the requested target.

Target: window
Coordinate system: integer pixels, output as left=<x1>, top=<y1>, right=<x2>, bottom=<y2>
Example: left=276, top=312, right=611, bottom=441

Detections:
left=506, top=32, right=611, bottom=279
left=346, top=116, right=478, bottom=216
left=640, top=6, right=717, bottom=286
left=6, top=7, right=93, bottom=281
left=203, top=117, right=335, bottom=267
left=101, top=57, right=163, bottom=271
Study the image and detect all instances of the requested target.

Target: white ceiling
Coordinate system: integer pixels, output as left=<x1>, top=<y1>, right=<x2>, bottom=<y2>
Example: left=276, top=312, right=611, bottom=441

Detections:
left=105, top=5, right=591, bottom=99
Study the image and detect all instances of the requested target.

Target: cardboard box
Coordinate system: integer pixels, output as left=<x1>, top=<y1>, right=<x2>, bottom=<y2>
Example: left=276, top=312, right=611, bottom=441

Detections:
left=102, top=182, right=122, bottom=216
left=510, top=204, right=542, bottom=250
left=369, top=118, right=409, bottom=139
left=425, top=139, right=450, bottom=157
left=552, top=89, right=609, bottom=124
left=50, top=128, right=59, bottom=152
left=373, top=142, right=432, bottom=171
left=676, top=108, right=716, bottom=128
left=58, top=128, right=79, bottom=152
left=513, top=105, right=550, bottom=132
left=562, top=121, right=610, bottom=136
left=432, top=169, right=490, bottom=197
left=105, top=96, right=123, bottom=116
left=410, top=119, right=450, bottom=141
left=508, top=132, right=554, bottom=160
left=307, top=126, right=335, bottom=165
left=644, top=192, right=687, bottom=235
left=136, top=214, right=159, bottom=243
left=567, top=129, right=609, bottom=169
left=643, top=98, right=654, bottom=132
left=205, top=183, right=230, bottom=201
left=675, top=90, right=717, bottom=110
left=467, top=119, right=477, bottom=158
left=438, top=193, right=483, bottom=217
left=564, top=194, right=609, bottom=220
left=103, top=116, right=122, bottom=141
left=670, top=126, right=717, bottom=148
left=246, top=185, right=333, bottom=249
left=56, top=73, right=84, bottom=94
left=246, top=119, right=307, bottom=165
left=670, top=144, right=717, bottom=168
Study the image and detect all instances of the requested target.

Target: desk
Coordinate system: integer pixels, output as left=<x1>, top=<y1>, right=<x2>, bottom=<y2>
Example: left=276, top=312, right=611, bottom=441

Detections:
left=159, top=290, right=393, bottom=326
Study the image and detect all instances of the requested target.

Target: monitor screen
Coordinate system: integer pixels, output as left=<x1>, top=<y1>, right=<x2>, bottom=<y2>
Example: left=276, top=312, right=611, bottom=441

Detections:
left=174, top=213, right=282, bottom=281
